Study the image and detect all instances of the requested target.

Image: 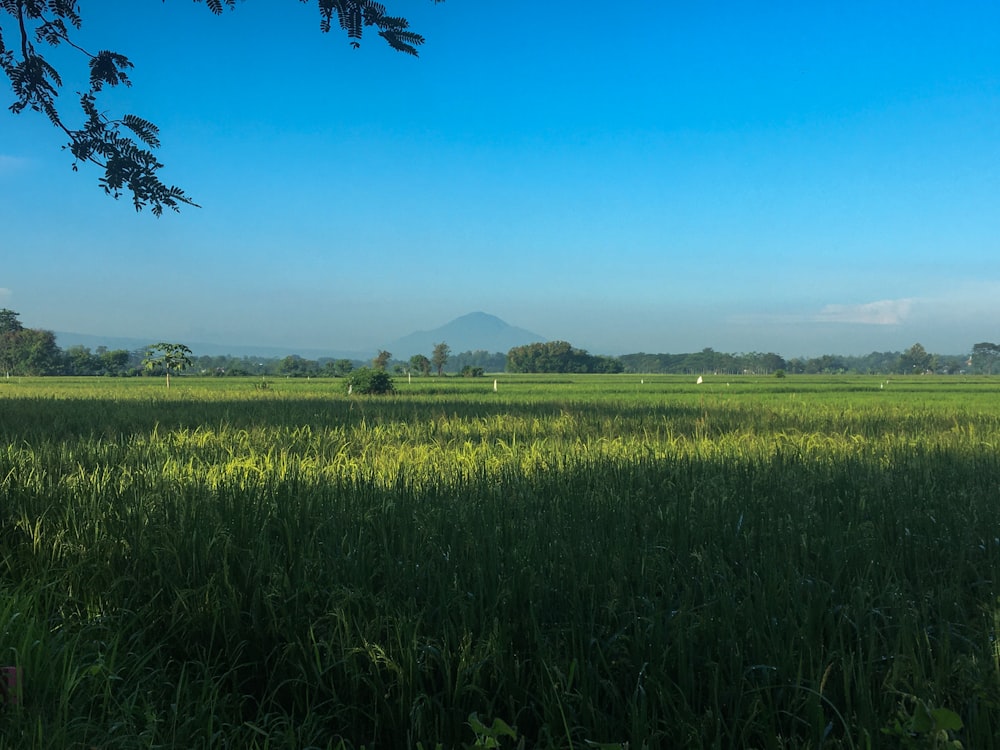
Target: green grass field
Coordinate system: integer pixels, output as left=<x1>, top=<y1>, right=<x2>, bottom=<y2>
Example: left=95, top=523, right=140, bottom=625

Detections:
left=2, top=374, right=999, bottom=748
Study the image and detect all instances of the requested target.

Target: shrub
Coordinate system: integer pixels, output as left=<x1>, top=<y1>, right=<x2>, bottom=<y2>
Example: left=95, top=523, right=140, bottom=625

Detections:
left=345, top=367, right=395, bottom=395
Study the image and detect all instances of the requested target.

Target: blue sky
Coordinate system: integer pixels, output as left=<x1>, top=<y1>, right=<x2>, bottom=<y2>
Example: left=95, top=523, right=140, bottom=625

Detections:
left=2, top=1, right=998, bottom=357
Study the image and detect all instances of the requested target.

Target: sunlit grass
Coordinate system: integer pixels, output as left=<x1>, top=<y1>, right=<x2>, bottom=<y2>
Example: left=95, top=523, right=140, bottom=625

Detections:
left=2, top=375, right=999, bottom=747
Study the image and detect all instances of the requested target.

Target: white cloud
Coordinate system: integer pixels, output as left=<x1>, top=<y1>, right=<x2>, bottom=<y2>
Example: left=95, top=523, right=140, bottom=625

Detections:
left=726, top=297, right=918, bottom=328
left=720, top=283, right=1000, bottom=355
left=0, top=288, right=11, bottom=303
left=814, top=298, right=915, bottom=325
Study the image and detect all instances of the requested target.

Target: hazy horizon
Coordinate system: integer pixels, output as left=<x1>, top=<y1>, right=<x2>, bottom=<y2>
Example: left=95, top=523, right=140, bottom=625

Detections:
left=48, top=310, right=978, bottom=361
left=3, top=2, right=998, bottom=359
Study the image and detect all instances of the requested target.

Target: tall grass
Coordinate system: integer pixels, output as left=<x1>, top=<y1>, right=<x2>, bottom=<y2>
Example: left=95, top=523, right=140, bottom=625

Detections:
left=1, top=375, right=999, bottom=747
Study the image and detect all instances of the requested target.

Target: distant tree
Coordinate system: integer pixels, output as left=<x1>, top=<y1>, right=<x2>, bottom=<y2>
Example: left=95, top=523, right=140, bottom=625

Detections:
left=897, top=343, right=932, bottom=374
left=681, top=347, right=741, bottom=375
left=460, top=365, right=485, bottom=377
left=972, top=342, right=1000, bottom=374
left=409, top=354, right=431, bottom=376
left=506, top=341, right=623, bottom=374
left=450, top=350, right=506, bottom=374
left=0, top=1, right=444, bottom=214
left=431, top=342, right=451, bottom=376
left=0, top=308, right=24, bottom=377
left=279, top=354, right=318, bottom=377
left=0, top=309, right=60, bottom=376
left=847, top=351, right=902, bottom=375
left=741, top=352, right=787, bottom=375
left=143, top=342, right=192, bottom=388
left=17, top=328, right=62, bottom=375
left=804, top=354, right=846, bottom=375
left=99, top=348, right=131, bottom=376
left=619, top=352, right=681, bottom=374
left=593, top=355, right=625, bottom=374
left=332, top=358, right=355, bottom=377
left=372, top=350, right=392, bottom=371
left=64, top=345, right=100, bottom=375
left=0, top=308, right=22, bottom=334
left=940, top=358, right=963, bottom=375
left=345, top=367, right=395, bottom=395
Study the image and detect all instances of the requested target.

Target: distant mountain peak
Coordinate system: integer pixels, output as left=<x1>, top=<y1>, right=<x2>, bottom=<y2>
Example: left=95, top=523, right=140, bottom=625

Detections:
left=387, top=313, right=545, bottom=358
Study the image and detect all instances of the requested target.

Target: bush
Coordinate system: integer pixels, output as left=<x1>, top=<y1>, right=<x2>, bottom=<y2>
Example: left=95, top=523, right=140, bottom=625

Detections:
left=344, top=367, right=395, bottom=395
left=774, top=369, right=786, bottom=378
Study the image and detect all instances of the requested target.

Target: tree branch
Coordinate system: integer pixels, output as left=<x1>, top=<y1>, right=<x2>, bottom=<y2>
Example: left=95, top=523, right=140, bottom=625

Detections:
left=2, top=1, right=442, bottom=215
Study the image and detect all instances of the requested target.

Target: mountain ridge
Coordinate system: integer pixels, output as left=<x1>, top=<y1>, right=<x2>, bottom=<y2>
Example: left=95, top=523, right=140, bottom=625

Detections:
left=52, top=312, right=545, bottom=361
left=385, top=312, right=546, bottom=359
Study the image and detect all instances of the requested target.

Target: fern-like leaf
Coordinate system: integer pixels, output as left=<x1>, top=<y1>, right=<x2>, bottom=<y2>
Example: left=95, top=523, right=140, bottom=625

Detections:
left=35, top=17, right=69, bottom=46
left=341, top=4, right=363, bottom=39
left=121, top=114, right=161, bottom=148
left=378, top=30, right=423, bottom=56
left=89, top=50, right=133, bottom=91
left=378, top=15, right=412, bottom=32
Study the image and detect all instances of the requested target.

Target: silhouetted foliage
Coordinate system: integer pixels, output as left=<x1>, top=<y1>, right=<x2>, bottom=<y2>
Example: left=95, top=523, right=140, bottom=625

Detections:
left=0, top=1, right=443, bottom=214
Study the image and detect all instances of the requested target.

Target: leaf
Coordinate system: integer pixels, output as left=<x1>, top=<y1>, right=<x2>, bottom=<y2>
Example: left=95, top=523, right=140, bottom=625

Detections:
left=910, top=701, right=935, bottom=733
left=88, top=49, right=133, bottom=91
left=121, top=114, right=161, bottom=148
left=467, top=712, right=488, bottom=735
left=486, top=717, right=517, bottom=740
left=929, top=707, right=964, bottom=732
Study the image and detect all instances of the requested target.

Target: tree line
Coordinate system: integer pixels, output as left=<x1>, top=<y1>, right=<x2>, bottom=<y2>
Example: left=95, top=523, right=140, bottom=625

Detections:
left=1, top=309, right=129, bottom=377
left=3, top=310, right=998, bottom=378
left=619, top=344, right=991, bottom=376
left=506, top=341, right=624, bottom=374
left=0, top=311, right=505, bottom=379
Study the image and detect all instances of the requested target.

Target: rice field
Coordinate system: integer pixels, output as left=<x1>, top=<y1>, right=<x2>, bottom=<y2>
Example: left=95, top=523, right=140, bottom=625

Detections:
left=1, top=374, right=999, bottom=748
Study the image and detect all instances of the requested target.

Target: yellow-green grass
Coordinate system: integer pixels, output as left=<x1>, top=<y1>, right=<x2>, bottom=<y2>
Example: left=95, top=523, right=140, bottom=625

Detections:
left=1, top=375, right=999, bottom=748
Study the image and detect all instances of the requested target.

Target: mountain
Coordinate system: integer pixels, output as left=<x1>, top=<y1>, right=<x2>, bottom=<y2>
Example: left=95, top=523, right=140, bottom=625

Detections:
left=386, top=312, right=546, bottom=359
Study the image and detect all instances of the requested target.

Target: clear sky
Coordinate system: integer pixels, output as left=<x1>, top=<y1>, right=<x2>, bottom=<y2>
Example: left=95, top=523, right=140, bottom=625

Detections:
left=2, top=1, right=998, bottom=357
